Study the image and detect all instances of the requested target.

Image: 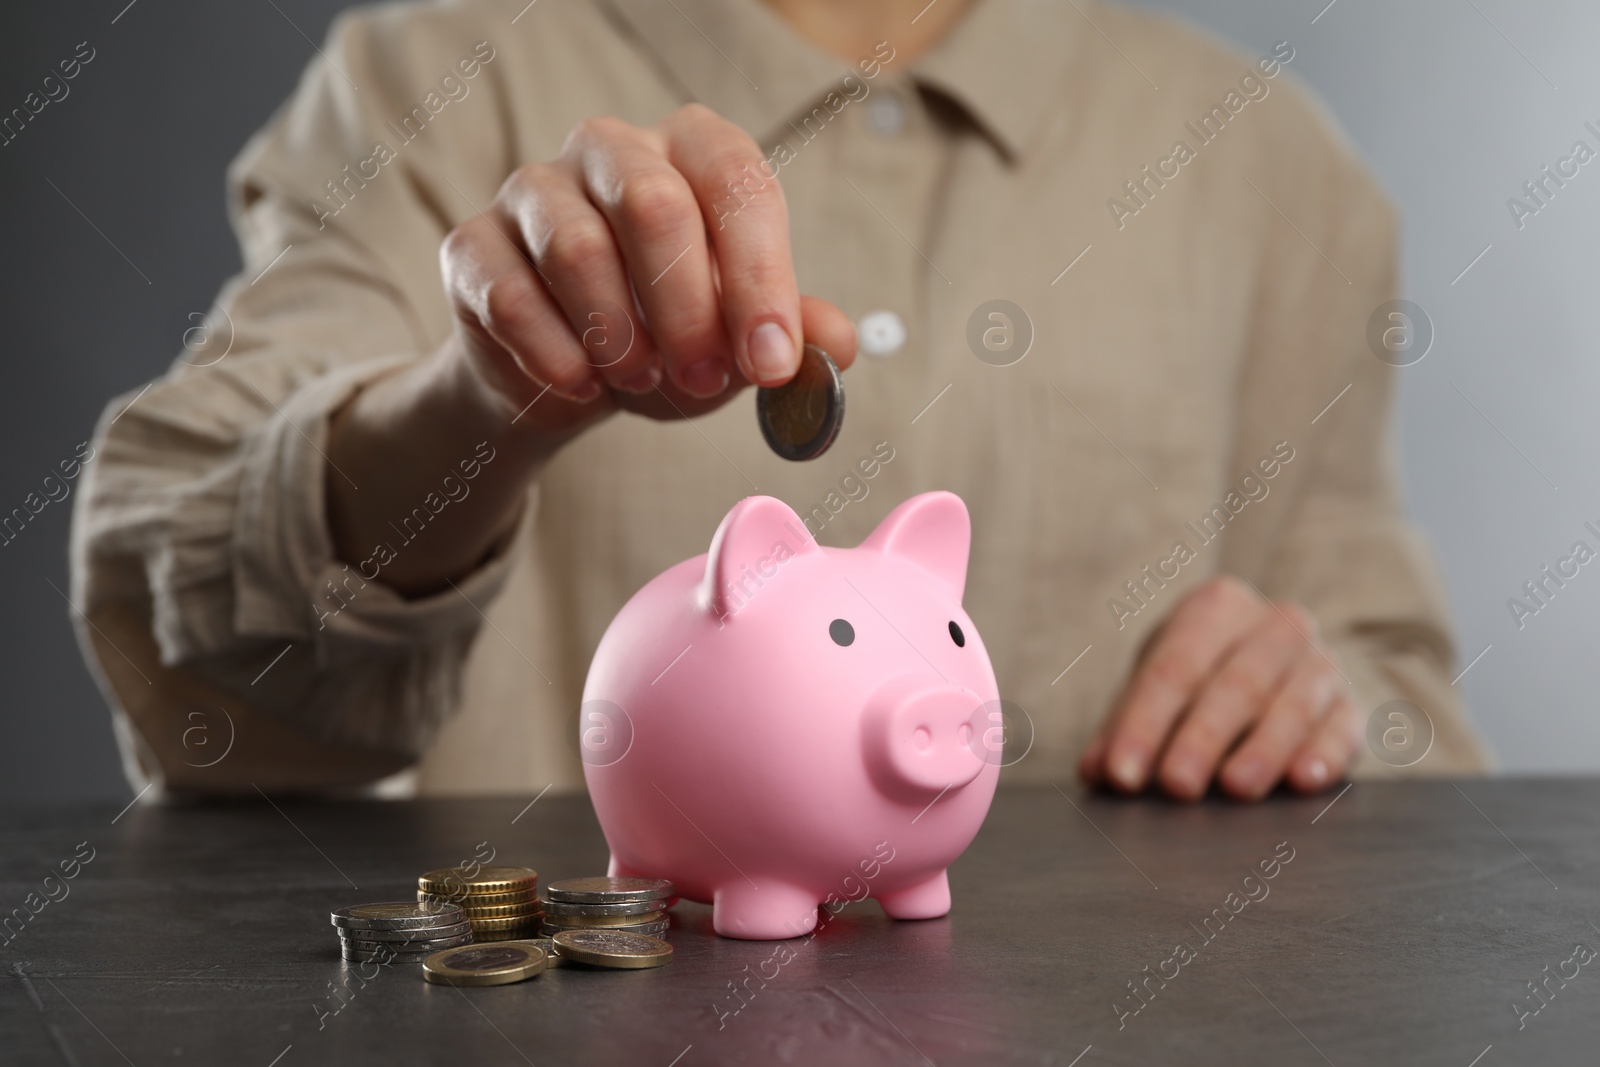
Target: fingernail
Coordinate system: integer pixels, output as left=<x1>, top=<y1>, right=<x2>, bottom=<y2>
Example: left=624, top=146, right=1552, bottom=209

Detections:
left=746, top=322, right=795, bottom=385
left=1110, top=753, right=1144, bottom=792
left=562, top=378, right=602, bottom=403
left=680, top=359, right=729, bottom=398
left=1303, top=758, right=1329, bottom=786
left=615, top=365, right=662, bottom=395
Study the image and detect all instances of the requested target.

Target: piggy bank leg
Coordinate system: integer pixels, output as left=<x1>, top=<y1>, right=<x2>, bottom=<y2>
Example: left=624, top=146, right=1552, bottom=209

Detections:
left=877, top=869, right=951, bottom=920
left=713, top=881, right=819, bottom=940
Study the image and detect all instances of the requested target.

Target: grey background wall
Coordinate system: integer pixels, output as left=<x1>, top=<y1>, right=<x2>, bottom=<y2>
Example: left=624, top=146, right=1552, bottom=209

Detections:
left=1, top=0, right=1593, bottom=803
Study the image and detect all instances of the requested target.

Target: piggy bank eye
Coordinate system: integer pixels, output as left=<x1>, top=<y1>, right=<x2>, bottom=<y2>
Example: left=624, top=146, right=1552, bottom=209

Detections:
left=829, top=619, right=855, bottom=646
left=948, top=621, right=966, bottom=647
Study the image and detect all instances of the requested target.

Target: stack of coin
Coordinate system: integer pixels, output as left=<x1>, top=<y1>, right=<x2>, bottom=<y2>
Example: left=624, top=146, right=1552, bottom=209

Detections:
left=417, top=865, right=543, bottom=942
left=330, top=902, right=472, bottom=963
left=539, top=877, right=673, bottom=938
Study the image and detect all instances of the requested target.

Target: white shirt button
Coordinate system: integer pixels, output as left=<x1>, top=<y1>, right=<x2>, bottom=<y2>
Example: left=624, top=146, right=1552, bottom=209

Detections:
left=858, top=310, right=907, bottom=357
left=864, top=92, right=906, bottom=137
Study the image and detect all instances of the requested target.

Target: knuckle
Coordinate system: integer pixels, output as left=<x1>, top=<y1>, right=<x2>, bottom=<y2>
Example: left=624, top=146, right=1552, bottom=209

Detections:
left=652, top=308, right=723, bottom=356
left=481, top=274, right=539, bottom=332
left=1275, top=686, right=1322, bottom=732
left=674, top=102, right=724, bottom=129
left=1212, top=664, right=1270, bottom=710
left=440, top=216, right=487, bottom=266
left=1196, top=574, right=1254, bottom=614
left=1146, top=650, right=1202, bottom=696
left=1180, top=714, right=1234, bottom=756
left=708, top=156, right=767, bottom=193
left=541, top=219, right=614, bottom=276
left=570, top=114, right=632, bottom=147
left=705, top=141, right=765, bottom=180
left=615, top=169, right=693, bottom=235
left=502, top=161, right=555, bottom=198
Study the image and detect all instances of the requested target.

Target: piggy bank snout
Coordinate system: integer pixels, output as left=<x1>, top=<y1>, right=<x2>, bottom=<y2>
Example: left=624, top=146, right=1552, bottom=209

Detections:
left=864, top=683, right=987, bottom=795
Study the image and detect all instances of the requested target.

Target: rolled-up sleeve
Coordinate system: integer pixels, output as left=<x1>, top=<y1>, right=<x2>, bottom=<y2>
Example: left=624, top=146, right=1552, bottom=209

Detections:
left=69, top=8, right=522, bottom=789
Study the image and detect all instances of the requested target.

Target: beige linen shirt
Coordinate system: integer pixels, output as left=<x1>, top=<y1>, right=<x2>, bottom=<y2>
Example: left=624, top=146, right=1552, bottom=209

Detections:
left=70, top=0, right=1489, bottom=796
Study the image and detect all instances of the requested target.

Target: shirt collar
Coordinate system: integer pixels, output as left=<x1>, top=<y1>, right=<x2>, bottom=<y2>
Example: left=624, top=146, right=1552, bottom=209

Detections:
left=596, top=0, right=1081, bottom=161
left=913, top=0, right=1084, bottom=159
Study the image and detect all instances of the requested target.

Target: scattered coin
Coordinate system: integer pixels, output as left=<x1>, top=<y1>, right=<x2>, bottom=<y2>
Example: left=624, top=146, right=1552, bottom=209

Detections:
left=330, top=902, right=464, bottom=931
left=543, top=877, right=674, bottom=905
left=422, top=942, right=549, bottom=987
left=550, top=929, right=674, bottom=969
left=756, top=344, right=844, bottom=461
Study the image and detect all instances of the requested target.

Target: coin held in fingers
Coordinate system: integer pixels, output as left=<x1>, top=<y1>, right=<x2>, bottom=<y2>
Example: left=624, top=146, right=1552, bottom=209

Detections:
left=757, top=343, right=844, bottom=461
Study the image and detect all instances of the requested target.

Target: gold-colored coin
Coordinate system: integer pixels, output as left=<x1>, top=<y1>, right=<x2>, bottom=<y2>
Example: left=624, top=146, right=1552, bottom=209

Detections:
left=469, top=914, right=546, bottom=933
left=472, top=927, right=554, bottom=946
left=551, top=929, right=673, bottom=969
left=418, top=865, right=538, bottom=896
left=461, top=902, right=544, bottom=920
left=422, top=942, right=548, bottom=987
left=419, top=886, right=539, bottom=907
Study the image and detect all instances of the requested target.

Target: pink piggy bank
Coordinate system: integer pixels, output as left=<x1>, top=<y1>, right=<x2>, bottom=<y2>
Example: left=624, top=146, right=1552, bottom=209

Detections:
left=580, top=491, right=1001, bottom=939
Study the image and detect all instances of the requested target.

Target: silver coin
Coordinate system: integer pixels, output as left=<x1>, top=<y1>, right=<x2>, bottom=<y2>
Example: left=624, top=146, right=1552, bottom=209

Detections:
left=540, top=896, right=667, bottom=918
left=541, top=917, right=669, bottom=939
left=340, top=930, right=473, bottom=958
left=339, top=929, right=474, bottom=949
left=543, top=877, right=674, bottom=905
left=756, top=344, right=844, bottom=462
left=330, top=902, right=464, bottom=931
left=336, top=921, right=471, bottom=943
left=341, top=944, right=456, bottom=964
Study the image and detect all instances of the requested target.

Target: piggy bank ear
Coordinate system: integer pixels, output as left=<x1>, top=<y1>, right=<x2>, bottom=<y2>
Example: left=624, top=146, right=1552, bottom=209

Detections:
left=860, top=492, right=970, bottom=599
left=701, top=496, right=818, bottom=621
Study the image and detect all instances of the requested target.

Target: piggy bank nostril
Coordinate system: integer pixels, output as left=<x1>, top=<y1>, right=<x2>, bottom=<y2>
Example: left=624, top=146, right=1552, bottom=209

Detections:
left=957, top=722, right=973, bottom=746
left=913, top=726, right=932, bottom=751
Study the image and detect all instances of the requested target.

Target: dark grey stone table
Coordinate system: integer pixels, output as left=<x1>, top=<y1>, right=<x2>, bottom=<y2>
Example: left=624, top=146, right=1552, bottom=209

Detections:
left=2, top=779, right=1596, bottom=1065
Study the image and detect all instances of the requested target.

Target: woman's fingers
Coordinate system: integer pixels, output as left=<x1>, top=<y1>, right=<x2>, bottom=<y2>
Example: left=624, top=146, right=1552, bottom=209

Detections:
left=663, top=104, right=804, bottom=388
left=1218, top=654, right=1339, bottom=800
left=501, top=162, right=662, bottom=395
